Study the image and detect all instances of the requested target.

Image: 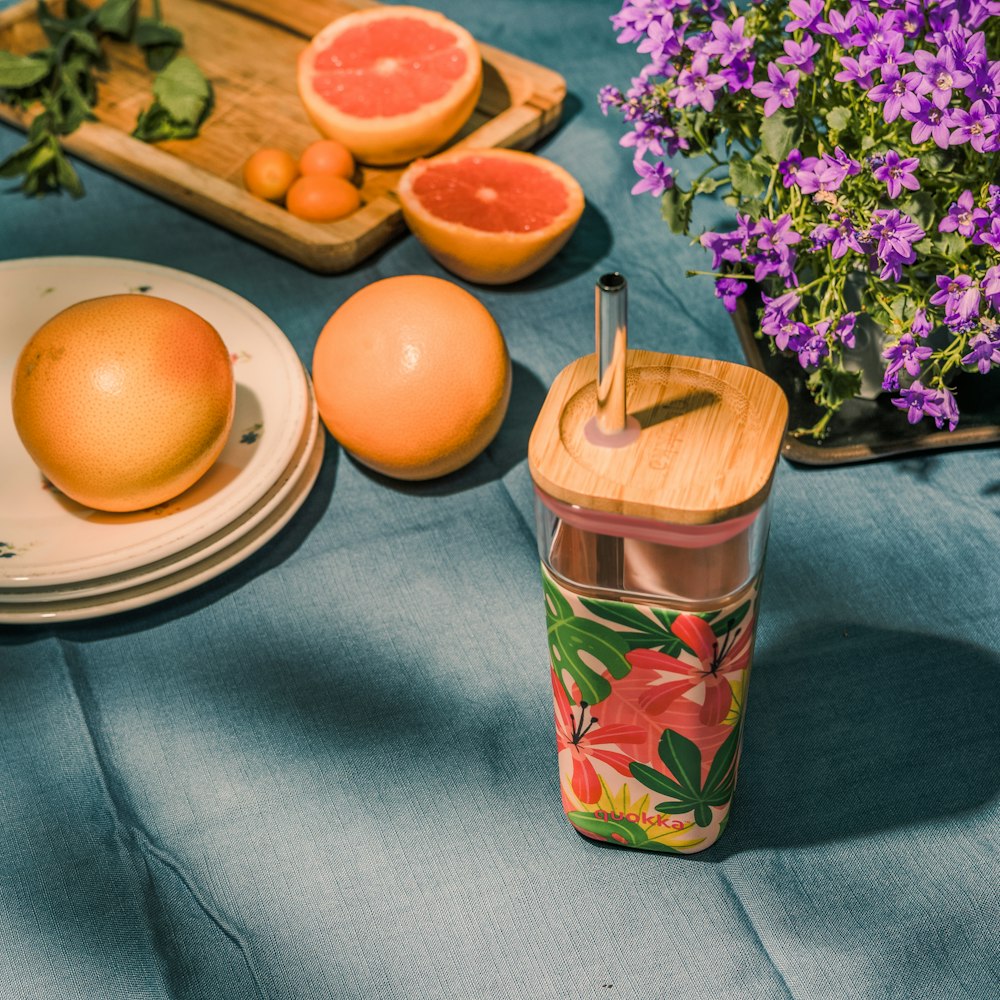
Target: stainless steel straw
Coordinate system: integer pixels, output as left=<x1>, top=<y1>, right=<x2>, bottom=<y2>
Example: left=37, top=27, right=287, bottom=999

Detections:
left=595, top=271, right=628, bottom=436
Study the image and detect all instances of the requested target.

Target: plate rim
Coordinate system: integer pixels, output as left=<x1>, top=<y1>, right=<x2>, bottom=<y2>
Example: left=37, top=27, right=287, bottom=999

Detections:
left=0, top=418, right=326, bottom=623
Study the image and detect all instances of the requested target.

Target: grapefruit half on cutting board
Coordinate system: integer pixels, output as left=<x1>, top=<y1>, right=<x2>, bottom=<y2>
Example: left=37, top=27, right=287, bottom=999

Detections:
left=297, top=6, right=483, bottom=166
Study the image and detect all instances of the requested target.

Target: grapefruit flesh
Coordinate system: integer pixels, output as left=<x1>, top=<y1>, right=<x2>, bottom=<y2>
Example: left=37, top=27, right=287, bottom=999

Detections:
left=311, top=275, right=511, bottom=481
left=397, top=148, right=585, bottom=284
left=297, top=7, right=482, bottom=166
left=11, top=294, right=235, bottom=512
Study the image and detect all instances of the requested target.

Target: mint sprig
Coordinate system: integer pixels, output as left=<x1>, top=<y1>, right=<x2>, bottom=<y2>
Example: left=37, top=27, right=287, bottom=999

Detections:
left=0, top=0, right=211, bottom=197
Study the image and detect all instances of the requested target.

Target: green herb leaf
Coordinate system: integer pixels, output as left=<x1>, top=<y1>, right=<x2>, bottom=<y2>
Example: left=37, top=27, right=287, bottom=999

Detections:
left=132, top=55, right=212, bottom=141
left=761, top=112, right=797, bottom=163
left=661, top=183, right=691, bottom=234
left=151, top=55, right=210, bottom=123
left=729, top=151, right=767, bottom=197
left=825, top=106, right=851, bottom=133
left=134, top=17, right=183, bottom=70
left=806, top=364, right=863, bottom=412
left=95, top=0, right=137, bottom=39
left=899, top=190, right=936, bottom=230
left=0, top=51, right=51, bottom=89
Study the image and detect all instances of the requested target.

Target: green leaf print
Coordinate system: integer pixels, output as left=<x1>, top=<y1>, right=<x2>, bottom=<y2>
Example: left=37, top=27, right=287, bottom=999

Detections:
left=629, top=725, right=742, bottom=828
left=580, top=596, right=686, bottom=654
left=567, top=811, right=683, bottom=853
left=543, top=571, right=630, bottom=706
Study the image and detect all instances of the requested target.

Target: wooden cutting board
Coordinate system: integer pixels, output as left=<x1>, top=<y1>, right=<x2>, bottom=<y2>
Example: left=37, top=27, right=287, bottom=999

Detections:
left=0, top=0, right=567, bottom=272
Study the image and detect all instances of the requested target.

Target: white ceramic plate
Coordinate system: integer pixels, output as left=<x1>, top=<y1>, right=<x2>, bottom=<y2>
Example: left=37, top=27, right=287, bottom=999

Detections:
left=1, top=257, right=308, bottom=588
left=0, top=419, right=325, bottom=624
left=0, top=382, right=319, bottom=604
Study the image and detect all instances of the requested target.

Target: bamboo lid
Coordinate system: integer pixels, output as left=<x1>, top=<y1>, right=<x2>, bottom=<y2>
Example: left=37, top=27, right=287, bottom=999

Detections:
left=528, top=349, right=788, bottom=525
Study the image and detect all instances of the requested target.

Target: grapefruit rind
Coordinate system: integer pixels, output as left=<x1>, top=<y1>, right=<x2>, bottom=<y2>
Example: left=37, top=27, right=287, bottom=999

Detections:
left=297, top=6, right=483, bottom=167
left=396, top=148, right=586, bottom=284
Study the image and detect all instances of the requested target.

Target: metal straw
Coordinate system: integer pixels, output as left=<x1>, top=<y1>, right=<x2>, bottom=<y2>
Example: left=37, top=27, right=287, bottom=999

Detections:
left=595, top=272, right=628, bottom=435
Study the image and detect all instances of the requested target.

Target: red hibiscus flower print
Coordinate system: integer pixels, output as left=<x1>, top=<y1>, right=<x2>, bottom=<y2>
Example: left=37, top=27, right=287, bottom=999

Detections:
left=625, top=612, right=754, bottom=727
left=551, top=667, right=644, bottom=803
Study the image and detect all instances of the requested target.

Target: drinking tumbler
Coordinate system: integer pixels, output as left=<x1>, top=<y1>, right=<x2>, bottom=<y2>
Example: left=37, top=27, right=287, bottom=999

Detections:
left=527, top=273, right=787, bottom=853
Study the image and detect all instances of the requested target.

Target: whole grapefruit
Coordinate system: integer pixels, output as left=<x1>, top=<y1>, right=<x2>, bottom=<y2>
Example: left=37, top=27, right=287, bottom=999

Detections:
left=11, top=294, right=235, bottom=512
left=311, top=275, right=510, bottom=480
left=297, top=6, right=483, bottom=166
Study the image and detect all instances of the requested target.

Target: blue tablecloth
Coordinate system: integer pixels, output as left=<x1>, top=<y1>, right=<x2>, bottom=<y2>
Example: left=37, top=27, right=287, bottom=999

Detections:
left=2, top=2, right=999, bottom=998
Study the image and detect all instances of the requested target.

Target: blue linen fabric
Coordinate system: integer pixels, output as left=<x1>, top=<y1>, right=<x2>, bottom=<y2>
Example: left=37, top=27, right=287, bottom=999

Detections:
left=2, top=1, right=1000, bottom=998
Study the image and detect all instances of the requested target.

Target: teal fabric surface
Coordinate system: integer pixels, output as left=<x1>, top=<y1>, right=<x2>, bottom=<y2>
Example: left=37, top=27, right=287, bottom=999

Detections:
left=2, top=2, right=1000, bottom=998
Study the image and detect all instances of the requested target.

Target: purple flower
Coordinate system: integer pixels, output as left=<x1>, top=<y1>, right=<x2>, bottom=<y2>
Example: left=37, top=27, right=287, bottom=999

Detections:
left=868, top=66, right=922, bottom=123
left=949, top=101, right=997, bottom=153
left=935, top=388, right=960, bottom=432
left=702, top=15, right=754, bottom=67
left=835, top=54, right=877, bottom=90
left=982, top=265, right=1000, bottom=310
left=911, top=308, right=933, bottom=337
left=756, top=214, right=801, bottom=253
left=902, top=97, right=954, bottom=147
left=714, top=277, right=748, bottom=312
left=883, top=333, right=933, bottom=380
left=673, top=53, right=727, bottom=112
left=872, top=150, right=921, bottom=199
left=870, top=208, right=925, bottom=280
left=975, top=217, right=1000, bottom=250
left=795, top=330, right=830, bottom=369
left=930, top=272, right=981, bottom=323
left=938, top=190, right=989, bottom=238
left=776, top=37, right=820, bottom=74
left=610, top=0, right=670, bottom=45
left=834, top=313, right=858, bottom=348
left=700, top=229, right=745, bottom=268
left=961, top=331, right=1000, bottom=374
left=913, top=46, right=974, bottom=109
left=891, top=380, right=945, bottom=425
left=794, top=150, right=859, bottom=195
left=817, top=7, right=860, bottom=46
left=750, top=63, right=800, bottom=117
left=636, top=13, right=685, bottom=64
left=598, top=85, right=623, bottom=115
left=785, top=0, right=824, bottom=34
left=778, top=148, right=804, bottom=188
left=631, top=156, right=673, bottom=197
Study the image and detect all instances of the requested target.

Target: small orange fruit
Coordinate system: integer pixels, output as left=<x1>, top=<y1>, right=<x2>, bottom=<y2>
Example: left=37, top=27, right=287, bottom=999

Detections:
left=297, top=6, right=483, bottom=165
left=243, top=147, right=299, bottom=201
left=286, top=174, right=361, bottom=222
left=11, top=294, right=235, bottom=512
left=311, top=275, right=510, bottom=480
left=397, top=147, right=585, bottom=284
left=299, top=139, right=356, bottom=180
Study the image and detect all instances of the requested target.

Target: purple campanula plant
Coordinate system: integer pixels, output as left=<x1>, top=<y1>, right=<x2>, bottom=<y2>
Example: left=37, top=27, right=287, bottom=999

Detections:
left=601, top=0, right=1000, bottom=438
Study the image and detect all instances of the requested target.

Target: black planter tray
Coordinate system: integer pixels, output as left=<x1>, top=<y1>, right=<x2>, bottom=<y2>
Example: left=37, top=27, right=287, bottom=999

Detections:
left=731, top=301, right=1000, bottom=466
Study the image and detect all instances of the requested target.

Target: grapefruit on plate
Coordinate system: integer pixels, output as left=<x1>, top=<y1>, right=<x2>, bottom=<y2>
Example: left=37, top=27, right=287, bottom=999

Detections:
left=11, top=294, right=235, bottom=512
left=311, top=275, right=510, bottom=481
left=396, top=147, right=585, bottom=284
left=297, top=6, right=483, bottom=166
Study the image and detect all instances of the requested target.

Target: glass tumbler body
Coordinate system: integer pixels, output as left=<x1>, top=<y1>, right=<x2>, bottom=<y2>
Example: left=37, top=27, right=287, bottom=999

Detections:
left=534, top=487, right=773, bottom=854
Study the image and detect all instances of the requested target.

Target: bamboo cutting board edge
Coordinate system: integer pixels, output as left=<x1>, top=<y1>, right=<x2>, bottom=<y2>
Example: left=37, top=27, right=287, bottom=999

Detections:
left=0, top=0, right=568, bottom=273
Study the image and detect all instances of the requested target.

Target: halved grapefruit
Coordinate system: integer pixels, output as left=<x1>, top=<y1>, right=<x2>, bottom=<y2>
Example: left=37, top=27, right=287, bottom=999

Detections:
left=297, top=6, right=483, bottom=167
left=396, top=147, right=586, bottom=284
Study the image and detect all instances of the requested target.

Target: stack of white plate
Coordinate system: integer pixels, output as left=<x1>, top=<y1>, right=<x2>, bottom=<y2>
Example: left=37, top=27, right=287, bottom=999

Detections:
left=0, top=257, right=325, bottom=624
